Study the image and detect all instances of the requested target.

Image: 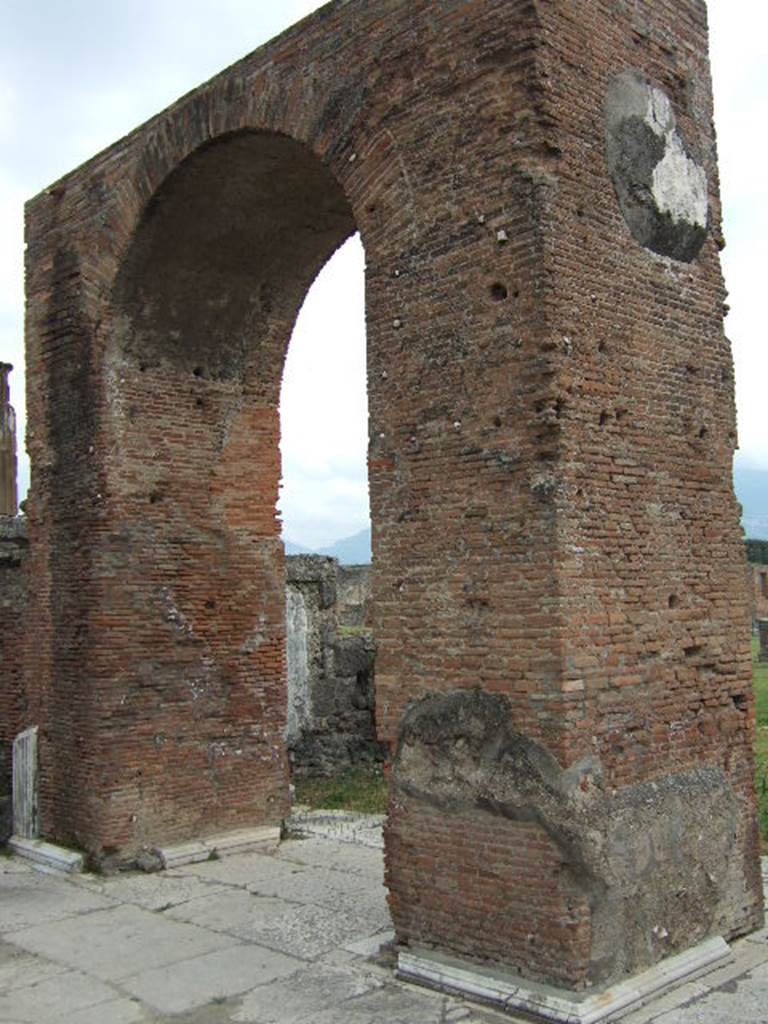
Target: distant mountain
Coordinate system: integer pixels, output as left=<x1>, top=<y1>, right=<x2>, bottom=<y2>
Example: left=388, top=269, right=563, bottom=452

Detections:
left=316, top=528, right=371, bottom=565
left=735, top=466, right=768, bottom=540
left=284, top=538, right=314, bottom=556
left=283, top=527, right=372, bottom=565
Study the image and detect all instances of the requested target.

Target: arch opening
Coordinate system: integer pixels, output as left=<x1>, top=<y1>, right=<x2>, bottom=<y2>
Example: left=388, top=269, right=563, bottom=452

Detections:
left=280, top=235, right=380, bottom=783
left=101, top=131, right=361, bottom=851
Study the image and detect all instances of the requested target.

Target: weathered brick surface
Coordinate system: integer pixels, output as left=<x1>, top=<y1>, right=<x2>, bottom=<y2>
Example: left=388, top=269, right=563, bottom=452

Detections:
left=22, top=0, right=762, bottom=989
left=386, top=797, right=592, bottom=989
left=0, top=518, right=28, bottom=838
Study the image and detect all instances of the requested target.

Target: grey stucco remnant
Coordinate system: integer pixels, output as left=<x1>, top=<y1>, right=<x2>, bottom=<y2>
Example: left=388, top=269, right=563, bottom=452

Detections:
left=604, top=71, right=708, bottom=262
left=0, top=516, right=28, bottom=562
left=394, top=689, right=747, bottom=988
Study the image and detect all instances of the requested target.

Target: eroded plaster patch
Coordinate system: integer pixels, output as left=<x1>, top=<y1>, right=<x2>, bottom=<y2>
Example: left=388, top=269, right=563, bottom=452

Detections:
left=393, top=689, right=745, bottom=987
left=652, top=131, right=708, bottom=228
left=604, top=71, right=708, bottom=261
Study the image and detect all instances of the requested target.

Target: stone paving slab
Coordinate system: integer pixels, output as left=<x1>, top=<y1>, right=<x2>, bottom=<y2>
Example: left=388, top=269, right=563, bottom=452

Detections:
left=180, top=851, right=376, bottom=909
left=120, top=944, right=303, bottom=1015
left=306, top=981, right=475, bottom=1024
left=77, top=867, right=232, bottom=911
left=277, top=834, right=384, bottom=874
left=0, top=821, right=766, bottom=1024
left=229, top=961, right=386, bottom=1023
left=0, top=940, right=70, bottom=991
left=0, top=861, right=114, bottom=932
left=59, top=998, right=147, bottom=1024
left=0, top=966, right=128, bottom=1023
left=638, top=958, right=768, bottom=1024
left=165, top=889, right=381, bottom=961
left=9, top=902, right=236, bottom=981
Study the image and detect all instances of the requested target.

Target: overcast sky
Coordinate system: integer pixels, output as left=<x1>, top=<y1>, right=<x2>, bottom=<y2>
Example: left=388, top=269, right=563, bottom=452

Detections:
left=0, top=2, right=765, bottom=548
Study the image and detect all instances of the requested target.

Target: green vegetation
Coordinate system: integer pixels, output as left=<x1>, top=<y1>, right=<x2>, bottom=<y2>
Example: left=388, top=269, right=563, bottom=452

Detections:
left=294, top=764, right=387, bottom=815
left=746, top=538, right=768, bottom=565
left=336, top=625, right=373, bottom=638
left=754, top=636, right=768, bottom=846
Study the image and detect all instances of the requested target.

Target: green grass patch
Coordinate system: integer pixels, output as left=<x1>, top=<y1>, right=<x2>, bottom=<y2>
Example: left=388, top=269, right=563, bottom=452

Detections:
left=336, top=625, right=373, bottom=638
left=294, top=764, right=387, bottom=815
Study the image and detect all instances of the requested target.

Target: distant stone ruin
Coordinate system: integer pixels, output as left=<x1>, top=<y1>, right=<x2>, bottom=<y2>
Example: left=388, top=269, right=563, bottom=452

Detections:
left=286, top=556, right=381, bottom=775
left=0, top=364, right=17, bottom=518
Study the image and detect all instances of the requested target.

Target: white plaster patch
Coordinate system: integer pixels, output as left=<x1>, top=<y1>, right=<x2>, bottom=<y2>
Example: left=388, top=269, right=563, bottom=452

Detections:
left=646, top=85, right=674, bottom=137
left=652, top=130, right=708, bottom=227
left=285, top=586, right=311, bottom=741
left=605, top=70, right=709, bottom=259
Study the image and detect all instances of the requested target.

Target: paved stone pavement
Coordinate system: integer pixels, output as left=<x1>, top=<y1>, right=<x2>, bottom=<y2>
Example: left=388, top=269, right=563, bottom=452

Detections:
left=1, top=811, right=766, bottom=1024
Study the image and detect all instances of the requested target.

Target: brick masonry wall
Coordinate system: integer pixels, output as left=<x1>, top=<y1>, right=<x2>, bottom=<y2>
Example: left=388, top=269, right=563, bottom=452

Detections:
left=22, top=0, right=762, bottom=988
left=0, top=518, right=28, bottom=840
left=386, top=797, right=592, bottom=990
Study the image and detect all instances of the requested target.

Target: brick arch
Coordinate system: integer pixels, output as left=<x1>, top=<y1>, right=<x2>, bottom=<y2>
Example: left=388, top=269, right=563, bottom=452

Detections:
left=88, top=129, right=365, bottom=857
left=21, top=0, right=763, bottom=997
left=23, top=11, right=420, bottom=861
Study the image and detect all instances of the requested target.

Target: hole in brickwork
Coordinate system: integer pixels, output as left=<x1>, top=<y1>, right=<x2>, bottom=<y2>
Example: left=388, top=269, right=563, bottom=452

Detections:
left=205, top=599, right=216, bottom=610
left=598, top=340, right=608, bottom=354
left=492, top=415, right=502, bottom=427
left=195, top=397, right=204, bottom=409
left=732, top=693, right=747, bottom=711
left=599, top=410, right=609, bottom=426
left=489, top=282, right=508, bottom=302
left=698, top=426, right=708, bottom=440
left=668, top=594, right=678, bottom=608
left=193, top=366, right=203, bottom=378
left=684, top=644, right=703, bottom=658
